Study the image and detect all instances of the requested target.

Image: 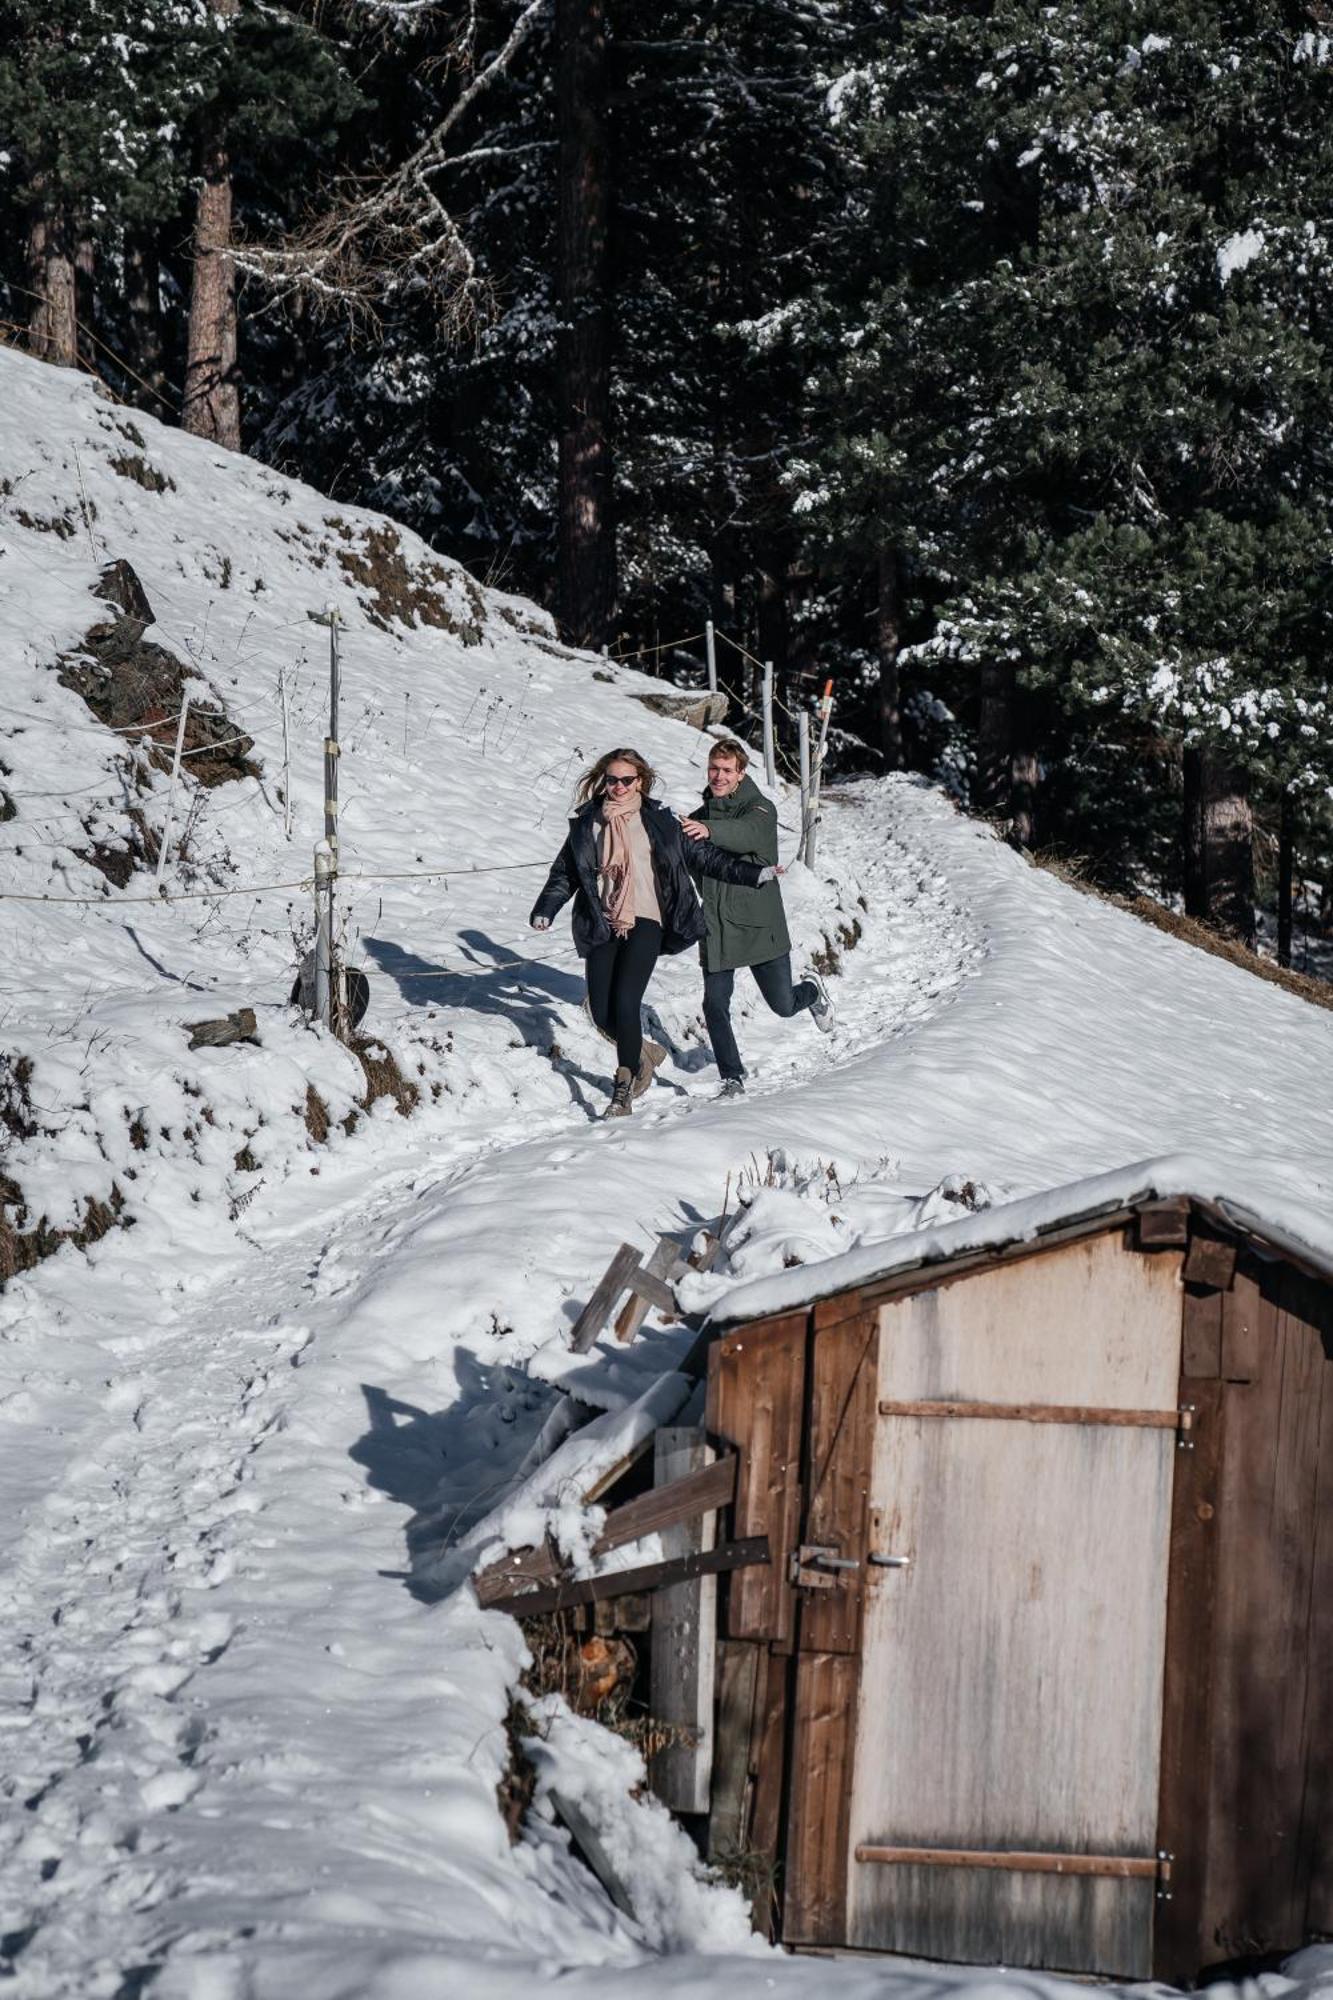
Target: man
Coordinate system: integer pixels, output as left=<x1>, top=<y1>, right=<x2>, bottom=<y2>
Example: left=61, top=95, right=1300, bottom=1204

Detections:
left=680, top=738, right=834, bottom=1098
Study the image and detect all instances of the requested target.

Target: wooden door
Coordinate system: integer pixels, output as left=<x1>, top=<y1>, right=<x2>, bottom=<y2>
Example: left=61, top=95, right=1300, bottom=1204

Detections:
left=786, top=1233, right=1185, bottom=1977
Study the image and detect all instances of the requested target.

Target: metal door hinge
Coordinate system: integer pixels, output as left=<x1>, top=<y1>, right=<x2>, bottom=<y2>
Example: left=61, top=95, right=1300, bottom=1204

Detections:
left=1156, top=1850, right=1174, bottom=1900
left=1177, top=1406, right=1196, bottom=1450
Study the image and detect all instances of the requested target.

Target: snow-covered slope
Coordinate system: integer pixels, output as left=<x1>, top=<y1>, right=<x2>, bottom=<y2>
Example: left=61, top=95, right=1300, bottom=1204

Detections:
left=2, top=347, right=1332, bottom=2000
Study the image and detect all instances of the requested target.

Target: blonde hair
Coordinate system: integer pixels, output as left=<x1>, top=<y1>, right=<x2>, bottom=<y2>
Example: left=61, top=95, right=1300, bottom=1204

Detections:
left=576, top=747, right=658, bottom=805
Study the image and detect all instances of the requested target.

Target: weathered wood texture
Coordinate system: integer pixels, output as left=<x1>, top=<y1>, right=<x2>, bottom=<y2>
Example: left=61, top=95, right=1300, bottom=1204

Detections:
left=707, top=1311, right=807, bottom=1645
left=615, top=1237, right=685, bottom=1342
left=1154, top=1377, right=1225, bottom=1982
left=474, top=1453, right=735, bottom=1603
left=801, top=1309, right=879, bottom=1654
left=783, top=1650, right=859, bottom=1944
left=483, top=1536, right=767, bottom=1618
left=1195, top=1263, right=1333, bottom=1964
left=706, top=1638, right=789, bottom=1936
left=843, top=1234, right=1183, bottom=1975
left=877, top=1399, right=1179, bottom=1429
left=649, top=1429, right=718, bottom=1814
left=570, top=1243, right=644, bottom=1352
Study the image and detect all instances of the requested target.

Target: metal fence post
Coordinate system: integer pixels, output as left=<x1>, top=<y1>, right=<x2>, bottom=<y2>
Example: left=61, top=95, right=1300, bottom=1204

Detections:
left=154, top=693, right=190, bottom=889
left=762, top=659, right=776, bottom=787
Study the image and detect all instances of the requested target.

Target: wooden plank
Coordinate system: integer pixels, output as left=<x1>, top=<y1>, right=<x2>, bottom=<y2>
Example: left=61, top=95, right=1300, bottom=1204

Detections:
left=1221, top=1266, right=1263, bottom=1382
left=708, top=1639, right=763, bottom=1865
left=876, top=1398, right=1179, bottom=1429
left=625, top=1264, right=677, bottom=1315
left=483, top=1536, right=768, bottom=1619
left=858, top=1207, right=1143, bottom=1312
left=802, top=1311, right=879, bottom=1655
left=748, top=1643, right=790, bottom=1927
left=1182, top=1284, right=1223, bottom=1377
left=1153, top=1377, right=1224, bottom=1983
left=615, top=1237, right=685, bottom=1343
left=855, top=1847, right=1159, bottom=1880
left=475, top=1454, right=738, bottom=1603
left=707, top=1310, right=807, bottom=1645
left=1199, top=1269, right=1321, bottom=1963
left=649, top=1429, right=718, bottom=1815
left=582, top=1429, right=653, bottom=1504
left=549, top=1787, right=636, bottom=1918
left=1136, top=1199, right=1191, bottom=1248
left=1183, top=1234, right=1238, bottom=1292
left=569, top=1242, right=643, bottom=1353
left=784, top=1650, right=858, bottom=1944
left=1301, top=1270, right=1333, bottom=1935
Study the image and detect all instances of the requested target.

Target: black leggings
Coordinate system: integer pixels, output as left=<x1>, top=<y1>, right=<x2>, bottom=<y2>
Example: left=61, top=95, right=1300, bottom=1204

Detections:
left=586, top=920, right=662, bottom=1073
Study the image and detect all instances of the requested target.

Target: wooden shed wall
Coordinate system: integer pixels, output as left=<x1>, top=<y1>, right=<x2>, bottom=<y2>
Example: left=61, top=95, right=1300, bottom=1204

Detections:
left=701, top=1210, right=1333, bottom=1981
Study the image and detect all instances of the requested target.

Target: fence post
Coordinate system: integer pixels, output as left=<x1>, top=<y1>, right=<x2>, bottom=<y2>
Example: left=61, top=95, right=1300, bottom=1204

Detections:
left=280, top=664, right=292, bottom=841
left=313, top=839, right=334, bottom=1029
left=762, top=659, right=776, bottom=787
left=806, top=680, right=833, bottom=871
left=798, top=709, right=811, bottom=865
left=154, top=693, right=190, bottom=888
left=324, top=611, right=341, bottom=868
left=704, top=619, right=717, bottom=697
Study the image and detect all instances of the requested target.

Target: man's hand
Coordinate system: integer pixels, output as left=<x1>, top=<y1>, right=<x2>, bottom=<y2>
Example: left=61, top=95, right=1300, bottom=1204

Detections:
left=680, top=817, right=710, bottom=841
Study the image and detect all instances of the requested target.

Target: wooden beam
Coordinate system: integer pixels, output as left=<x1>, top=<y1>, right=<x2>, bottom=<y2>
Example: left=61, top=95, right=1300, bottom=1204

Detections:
left=853, top=1845, right=1160, bottom=1880
left=649, top=1429, right=718, bottom=1813
left=1183, top=1234, right=1238, bottom=1292
left=474, top=1453, right=737, bottom=1604
left=569, top=1242, right=643, bottom=1353
left=549, top=1788, right=636, bottom=1917
left=1136, top=1199, right=1191, bottom=1248
left=615, top=1236, right=686, bottom=1343
left=877, top=1397, right=1179, bottom=1429
left=483, top=1536, right=769, bottom=1619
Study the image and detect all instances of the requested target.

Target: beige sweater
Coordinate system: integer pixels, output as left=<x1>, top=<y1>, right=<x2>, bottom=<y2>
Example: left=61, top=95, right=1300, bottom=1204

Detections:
left=625, top=811, right=662, bottom=925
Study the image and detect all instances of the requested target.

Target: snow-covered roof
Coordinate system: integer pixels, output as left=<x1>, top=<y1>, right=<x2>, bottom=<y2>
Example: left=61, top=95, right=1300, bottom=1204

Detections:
left=706, top=1152, right=1333, bottom=1327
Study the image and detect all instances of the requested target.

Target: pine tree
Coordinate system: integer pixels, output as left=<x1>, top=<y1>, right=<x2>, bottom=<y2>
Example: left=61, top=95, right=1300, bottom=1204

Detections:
left=786, top=0, right=1333, bottom=916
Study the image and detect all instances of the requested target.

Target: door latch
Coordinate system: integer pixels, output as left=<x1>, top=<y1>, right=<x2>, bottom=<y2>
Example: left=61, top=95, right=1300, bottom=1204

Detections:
left=790, top=1543, right=859, bottom=1589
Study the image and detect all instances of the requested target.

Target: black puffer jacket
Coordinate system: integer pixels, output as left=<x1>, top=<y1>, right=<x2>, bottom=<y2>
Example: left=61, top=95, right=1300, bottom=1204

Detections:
left=530, top=796, right=765, bottom=958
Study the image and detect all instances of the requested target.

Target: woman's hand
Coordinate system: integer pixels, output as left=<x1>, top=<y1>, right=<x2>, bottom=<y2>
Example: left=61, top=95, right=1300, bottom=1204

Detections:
left=530, top=915, right=552, bottom=930
left=679, top=817, right=710, bottom=841
left=757, top=864, right=785, bottom=883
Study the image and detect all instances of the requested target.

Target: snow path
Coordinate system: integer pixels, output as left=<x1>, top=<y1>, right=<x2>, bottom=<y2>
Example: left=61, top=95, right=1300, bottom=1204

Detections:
left=0, top=784, right=982, bottom=1997
left=5, top=773, right=1333, bottom=1996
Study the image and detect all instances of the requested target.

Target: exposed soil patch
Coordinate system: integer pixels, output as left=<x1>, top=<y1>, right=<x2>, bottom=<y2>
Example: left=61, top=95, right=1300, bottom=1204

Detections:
left=327, top=520, right=485, bottom=644
left=109, top=451, right=176, bottom=494
left=57, top=560, right=260, bottom=791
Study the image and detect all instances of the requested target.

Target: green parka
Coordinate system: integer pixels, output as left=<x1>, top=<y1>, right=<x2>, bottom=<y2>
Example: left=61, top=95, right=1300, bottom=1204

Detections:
left=694, top=774, right=791, bottom=973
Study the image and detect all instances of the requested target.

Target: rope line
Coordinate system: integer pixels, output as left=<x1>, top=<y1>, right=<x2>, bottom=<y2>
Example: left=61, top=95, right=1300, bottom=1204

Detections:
left=0, top=857, right=552, bottom=907
left=610, top=631, right=704, bottom=663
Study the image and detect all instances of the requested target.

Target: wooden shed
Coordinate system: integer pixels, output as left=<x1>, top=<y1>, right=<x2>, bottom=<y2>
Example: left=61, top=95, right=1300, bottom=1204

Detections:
left=686, top=1166, right=1333, bottom=1981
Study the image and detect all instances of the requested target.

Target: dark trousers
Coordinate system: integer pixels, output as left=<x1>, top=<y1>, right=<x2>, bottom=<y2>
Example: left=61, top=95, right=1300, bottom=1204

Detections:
left=702, top=952, right=818, bottom=1081
left=586, top=920, right=662, bottom=1073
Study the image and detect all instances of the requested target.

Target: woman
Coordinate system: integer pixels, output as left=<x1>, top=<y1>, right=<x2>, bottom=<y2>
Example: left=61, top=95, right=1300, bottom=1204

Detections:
left=530, top=747, right=773, bottom=1118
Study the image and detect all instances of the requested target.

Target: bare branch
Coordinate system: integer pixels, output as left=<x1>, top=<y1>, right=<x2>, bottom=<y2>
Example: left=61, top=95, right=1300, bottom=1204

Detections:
left=237, top=0, right=547, bottom=327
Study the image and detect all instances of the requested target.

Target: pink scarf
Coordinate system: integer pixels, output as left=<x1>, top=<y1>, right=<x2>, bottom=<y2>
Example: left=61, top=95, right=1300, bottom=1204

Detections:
left=599, top=789, right=642, bottom=939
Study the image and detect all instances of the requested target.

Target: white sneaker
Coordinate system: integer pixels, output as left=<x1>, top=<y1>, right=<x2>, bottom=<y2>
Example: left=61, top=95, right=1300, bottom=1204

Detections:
left=804, top=971, right=836, bottom=1033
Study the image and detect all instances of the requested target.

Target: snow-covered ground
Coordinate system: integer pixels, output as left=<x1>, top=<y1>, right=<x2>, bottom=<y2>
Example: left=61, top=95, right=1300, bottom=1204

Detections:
left=2, top=348, right=1333, bottom=1999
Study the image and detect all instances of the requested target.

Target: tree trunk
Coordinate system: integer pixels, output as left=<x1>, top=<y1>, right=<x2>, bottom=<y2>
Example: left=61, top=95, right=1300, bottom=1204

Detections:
left=555, top=0, right=615, bottom=648
left=27, top=209, right=77, bottom=368
left=977, top=660, right=1013, bottom=814
left=124, top=229, right=167, bottom=411
left=876, top=547, right=902, bottom=770
left=1277, top=788, right=1295, bottom=969
left=183, top=7, right=241, bottom=452
left=1182, top=748, right=1256, bottom=945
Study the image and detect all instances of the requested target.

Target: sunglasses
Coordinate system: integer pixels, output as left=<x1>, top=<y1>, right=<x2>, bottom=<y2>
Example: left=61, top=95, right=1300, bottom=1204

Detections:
left=603, top=773, right=638, bottom=787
